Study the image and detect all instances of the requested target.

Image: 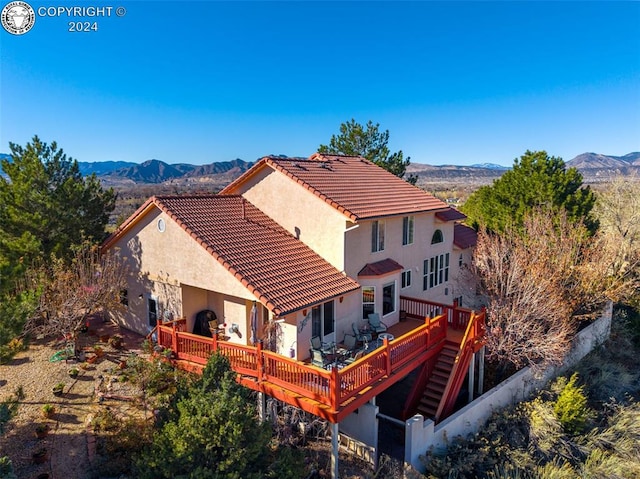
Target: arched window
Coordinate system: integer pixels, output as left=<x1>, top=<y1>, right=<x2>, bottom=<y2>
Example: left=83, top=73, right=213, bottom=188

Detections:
left=431, top=229, right=444, bottom=244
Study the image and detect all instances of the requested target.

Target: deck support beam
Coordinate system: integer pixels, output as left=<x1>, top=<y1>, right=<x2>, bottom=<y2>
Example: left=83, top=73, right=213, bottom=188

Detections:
left=477, top=346, right=485, bottom=396
left=468, top=351, right=476, bottom=403
left=331, top=422, right=339, bottom=479
left=257, top=392, right=266, bottom=423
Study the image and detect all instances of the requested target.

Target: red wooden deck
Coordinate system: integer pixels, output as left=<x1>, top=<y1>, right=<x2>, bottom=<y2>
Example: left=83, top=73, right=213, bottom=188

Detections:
left=156, top=296, right=485, bottom=423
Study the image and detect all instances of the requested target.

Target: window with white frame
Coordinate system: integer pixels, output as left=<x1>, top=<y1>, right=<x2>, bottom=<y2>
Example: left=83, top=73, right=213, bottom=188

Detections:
left=459, top=253, right=463, bottom=267
left=402, top=216, right=414, bottom=246
left=423, top=253, right=450, bottom=290
left=362, top=286, right=375, bottom=319
left=401, top=269, right=412, bottom=289
left=371, top=220, right=385, bottom=252
left=383, top=282, right=396, bottom=316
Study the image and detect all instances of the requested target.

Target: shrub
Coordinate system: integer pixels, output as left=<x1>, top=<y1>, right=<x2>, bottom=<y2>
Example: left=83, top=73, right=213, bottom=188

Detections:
left=553, top=373, right=591, bottom=435
left=133, top=353, right=305, bottom=479
left=0, top=456, right=17, bottom=479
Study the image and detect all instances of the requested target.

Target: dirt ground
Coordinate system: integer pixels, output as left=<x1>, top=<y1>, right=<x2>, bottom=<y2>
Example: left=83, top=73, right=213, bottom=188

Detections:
left=0, top=316, right=145, bottom=479
left=1, top=317, right=401, bottom=479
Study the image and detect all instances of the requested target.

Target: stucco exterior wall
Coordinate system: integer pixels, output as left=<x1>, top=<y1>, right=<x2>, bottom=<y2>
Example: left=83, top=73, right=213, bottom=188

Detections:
left=345, top=214, right=458, bottom=313
left=226, top=167, right=349, bottom=271
left=108, top=207, right=259, bottom=335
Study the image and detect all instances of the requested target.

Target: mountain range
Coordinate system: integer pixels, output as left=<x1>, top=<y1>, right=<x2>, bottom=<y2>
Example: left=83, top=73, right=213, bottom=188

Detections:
left=2, top=152, right=638, bottom=185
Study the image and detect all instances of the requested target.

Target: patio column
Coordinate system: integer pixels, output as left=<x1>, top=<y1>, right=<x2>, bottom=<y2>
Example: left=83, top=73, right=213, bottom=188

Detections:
left=331, top=422, right=339, bottom=479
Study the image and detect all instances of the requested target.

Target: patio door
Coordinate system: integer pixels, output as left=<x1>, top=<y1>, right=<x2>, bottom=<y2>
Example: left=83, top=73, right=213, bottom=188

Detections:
left=311, top=300, right=335, bottom=344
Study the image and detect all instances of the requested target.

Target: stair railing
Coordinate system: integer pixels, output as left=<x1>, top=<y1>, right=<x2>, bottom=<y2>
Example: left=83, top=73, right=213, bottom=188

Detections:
left=433, top=310, right=483, bottom=423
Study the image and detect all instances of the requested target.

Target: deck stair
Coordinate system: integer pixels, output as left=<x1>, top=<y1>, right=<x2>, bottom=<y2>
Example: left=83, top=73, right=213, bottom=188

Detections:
left=416, top=340, right=459, bottom=418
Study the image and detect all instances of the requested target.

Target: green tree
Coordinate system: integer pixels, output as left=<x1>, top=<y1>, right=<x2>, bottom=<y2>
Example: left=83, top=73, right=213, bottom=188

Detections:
left=0, top=136, right=116, bottom=272
left=319, top=119, right=417, bottom=184
left=462, top=150, right=597, bottom=234
left=0, top=136, right=116, bottom=358
left=134, top=354, right=305, bottom=479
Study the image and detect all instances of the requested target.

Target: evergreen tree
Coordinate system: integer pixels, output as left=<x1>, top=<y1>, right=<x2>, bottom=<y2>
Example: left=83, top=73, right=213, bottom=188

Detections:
left=319, top=119, right=417, bottom=184
left=134, top=354, right=305, bottom=479
left=0, top=135, right=116, bottom=274
left=462, top=150, right=597, bottom=234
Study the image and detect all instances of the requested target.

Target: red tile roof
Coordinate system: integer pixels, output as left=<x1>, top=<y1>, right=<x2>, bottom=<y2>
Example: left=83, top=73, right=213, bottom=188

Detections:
left=358, top=259, right=404, bottom=277
left=453, top=223, right=478, bottom=249
left=435, top=208, right=467, bottom=222
left=102, top=195, right=359, bottom=316
left=221, top=154, right=449, bottom=221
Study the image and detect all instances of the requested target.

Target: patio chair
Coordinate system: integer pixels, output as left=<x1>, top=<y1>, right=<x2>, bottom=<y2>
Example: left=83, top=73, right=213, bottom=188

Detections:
left=344, top=349, right=365, bottom=365
left=342, top=334, right=357, bottom=352
left=352, top=323, right=372, bottom=344
left=310, top=336, right=333, bottom=354
left=310, top=348, right=330, bottom=368
left=368, top=313, right=388, bottom=334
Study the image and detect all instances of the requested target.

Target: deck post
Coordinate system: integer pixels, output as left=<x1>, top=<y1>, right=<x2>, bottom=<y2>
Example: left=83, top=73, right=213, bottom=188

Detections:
left=171, top=322, right=177, bottom=353
left=467, top=351, right=475, bottom=403
left=330, top=365, right=339, bottom=409
left=330, top=421, right=339, bottom=479
left=477, top=346, right=485, bottom=395
left=384, top=338, right=391, bottom=376
left=256, top=340, right=264, bottom=381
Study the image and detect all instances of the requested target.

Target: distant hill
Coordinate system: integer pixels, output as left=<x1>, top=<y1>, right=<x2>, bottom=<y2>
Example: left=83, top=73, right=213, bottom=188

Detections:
left=100, top=158, right=254, bottom=184
left=566, top=152, right=640, bottom=182
left=567, top=152, right=640, bottom=169
left=408, top=163, right=508, bottom=180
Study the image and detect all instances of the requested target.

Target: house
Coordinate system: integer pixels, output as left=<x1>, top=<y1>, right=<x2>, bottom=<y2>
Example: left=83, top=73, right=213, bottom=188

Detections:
left=102, top=153, right=486, bottom=477
left=102, top=154, right=477, bottom=361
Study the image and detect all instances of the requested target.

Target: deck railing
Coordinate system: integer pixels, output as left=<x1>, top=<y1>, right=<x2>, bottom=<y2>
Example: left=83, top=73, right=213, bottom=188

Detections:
left=155, top=297, right=481, bottom=421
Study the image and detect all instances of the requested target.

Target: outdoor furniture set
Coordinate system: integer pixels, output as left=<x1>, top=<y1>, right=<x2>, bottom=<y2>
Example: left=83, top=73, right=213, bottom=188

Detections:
left=309, top=314, right=392, bottom=370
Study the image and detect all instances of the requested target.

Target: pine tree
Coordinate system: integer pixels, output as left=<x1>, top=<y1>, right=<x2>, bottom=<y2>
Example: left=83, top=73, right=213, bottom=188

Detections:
left=319, top=119, right=416, bottom=184
left=462, top=150, right=597, bottom=234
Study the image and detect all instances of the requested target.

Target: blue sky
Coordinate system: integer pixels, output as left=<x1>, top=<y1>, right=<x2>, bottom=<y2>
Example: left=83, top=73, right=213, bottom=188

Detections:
left=1, top=1, right=639, bottom=166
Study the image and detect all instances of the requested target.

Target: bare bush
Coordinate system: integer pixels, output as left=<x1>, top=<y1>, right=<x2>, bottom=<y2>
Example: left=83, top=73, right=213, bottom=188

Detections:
left=24, top=244, right=128, bottom=347
left=472, top=213, right=579, bottom=370
left=593, top=175, right=640, bottom=306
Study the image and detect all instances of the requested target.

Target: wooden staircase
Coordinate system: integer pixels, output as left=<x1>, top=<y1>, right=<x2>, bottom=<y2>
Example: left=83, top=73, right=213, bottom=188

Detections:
left=416, top=340, right=459, bottom=418
left=402, top=307, right=486, bottom=423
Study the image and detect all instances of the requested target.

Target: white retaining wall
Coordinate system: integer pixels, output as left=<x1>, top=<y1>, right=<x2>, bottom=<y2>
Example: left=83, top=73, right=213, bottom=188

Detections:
left=405, top=301, right=613, bottom=471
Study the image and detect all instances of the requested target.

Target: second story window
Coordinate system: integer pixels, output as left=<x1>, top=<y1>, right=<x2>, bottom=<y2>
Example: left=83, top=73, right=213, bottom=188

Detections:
left=371, top=220, right=385, bottom=252
left=402, top=216, right=414, bottom=246
left=423, top=253, right=450, bottom=290
left=401, top=269, right=412, bottom=289
left=431, top=229, right=444, bottom=244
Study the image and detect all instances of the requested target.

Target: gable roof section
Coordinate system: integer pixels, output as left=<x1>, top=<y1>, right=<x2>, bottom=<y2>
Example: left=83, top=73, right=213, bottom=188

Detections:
left=435, top=208, right=467, bottom=222
left=358, top=259, right=404, bottom=278
left=453, top=223, right=478, bottom=249
left=221, top=153, right=449, bottom=221
left=102, top=195, right=359, bottom=316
